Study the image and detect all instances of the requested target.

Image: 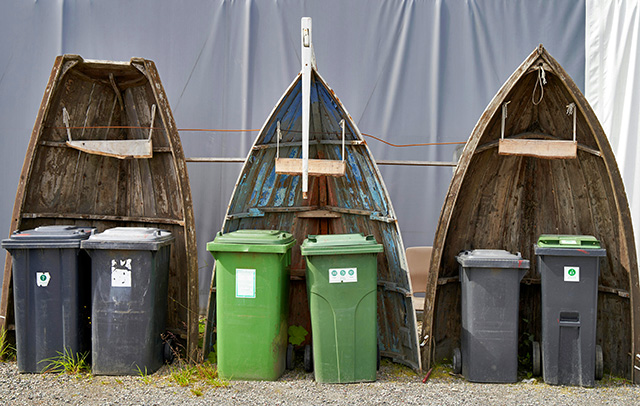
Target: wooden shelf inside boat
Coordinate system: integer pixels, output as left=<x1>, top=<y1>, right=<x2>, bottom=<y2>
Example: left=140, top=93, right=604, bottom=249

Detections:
left=40, top=140, right=173, bottom=154
left=275, top=157, right=346, bottom=177
left=498, top=138, right=577, bottom=159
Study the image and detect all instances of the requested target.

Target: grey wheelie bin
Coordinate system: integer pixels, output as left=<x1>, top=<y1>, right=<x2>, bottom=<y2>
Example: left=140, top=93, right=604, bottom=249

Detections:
left=81, top=227, right=174, bottom=375
left=2, top=225, right=94, bottom=373
left=534, top=235, right=606, bottom=386
left=453, top=249, right=530, bottom=383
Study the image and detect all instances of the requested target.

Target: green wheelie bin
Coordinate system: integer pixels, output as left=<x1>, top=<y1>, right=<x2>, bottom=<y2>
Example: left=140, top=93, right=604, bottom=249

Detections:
left=301, top=234, right=383, bottom=383
left=207, top=230, right=295, bottom=380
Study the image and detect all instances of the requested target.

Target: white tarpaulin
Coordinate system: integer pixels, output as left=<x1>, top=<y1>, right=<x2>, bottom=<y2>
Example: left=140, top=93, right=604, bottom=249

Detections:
left=0, top=0, right=585, bottom=311
left=586, top=0, right=640, bottom=276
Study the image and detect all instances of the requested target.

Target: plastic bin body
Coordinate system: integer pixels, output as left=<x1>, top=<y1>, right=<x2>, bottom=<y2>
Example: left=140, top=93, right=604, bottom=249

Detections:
left=456, top=250, right=529, bottom=383
left=207, top=230, right=295, bottom=381
left=301, top=234, right=383, bottom=383
left=1, top=225, right=94, bottom=373
left=535, top=235, right=606, bottom=386
left=81, top=227, right=173, bottom=375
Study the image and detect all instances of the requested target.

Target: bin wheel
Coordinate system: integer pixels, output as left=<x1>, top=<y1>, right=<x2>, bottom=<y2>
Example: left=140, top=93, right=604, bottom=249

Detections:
left=304, top=344, right=313, bottom=372
left=595, top=345, right=604, bottom=380
left=164, top=339, right=175, bottom=364
left=452, top=347, right=462, bottom=374
left=532, top=341, right=541, bottom=376
left=286, top=344, right=295, bottom=370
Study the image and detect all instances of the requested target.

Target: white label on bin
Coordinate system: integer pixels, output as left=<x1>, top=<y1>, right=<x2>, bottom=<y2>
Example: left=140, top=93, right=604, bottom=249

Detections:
left=36, top=272, right=50, bottom=287
left=329, top=268, right=358, bottom=283
left=112, top=259, right=132, bottom=287
left=236, top=268, right=256, bottom=298
left=564, top=266, right=580, bottom=282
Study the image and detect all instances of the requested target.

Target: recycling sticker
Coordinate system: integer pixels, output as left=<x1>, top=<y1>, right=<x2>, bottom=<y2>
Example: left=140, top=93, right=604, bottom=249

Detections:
left=111, top=258, right=132, bottom=287
left=36, top=272, right=51, bottom=287
left=329, top=268, right=358, bottom=283
left=564, top=266, right=580, bottom=282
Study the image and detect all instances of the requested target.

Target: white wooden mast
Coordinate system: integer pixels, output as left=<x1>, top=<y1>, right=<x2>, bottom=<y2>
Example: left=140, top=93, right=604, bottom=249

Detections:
left=274, top=17, right=345, bottom=198
left=301, top=17, right=314, bottom=199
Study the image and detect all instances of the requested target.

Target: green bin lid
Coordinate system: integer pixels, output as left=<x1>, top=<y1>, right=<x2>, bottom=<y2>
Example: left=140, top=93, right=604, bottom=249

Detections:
left=537, top=234, right=601, bottom=249
left=206, top=229, right=295, bottom=253
left=300, top=233, right=384, bottom=256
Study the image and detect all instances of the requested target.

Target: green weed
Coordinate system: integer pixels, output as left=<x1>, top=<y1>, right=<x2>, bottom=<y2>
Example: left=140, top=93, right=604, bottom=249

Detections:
left=169, top=361, right=229, bottom=393
left=0, top=328, right=15, bottom=361
left=137, top=365, right=153, bottom=385
left=288, top=325, right=308, bottom=346
left=41, top=347, right=90, bottom=376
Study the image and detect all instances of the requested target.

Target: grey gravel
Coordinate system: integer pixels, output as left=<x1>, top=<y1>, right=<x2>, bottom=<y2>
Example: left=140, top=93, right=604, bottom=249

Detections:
left=1, top=361, right=639, bottom=405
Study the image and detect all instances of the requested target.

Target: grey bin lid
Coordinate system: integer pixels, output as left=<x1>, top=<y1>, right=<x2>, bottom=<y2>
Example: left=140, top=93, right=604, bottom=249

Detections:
left=2, top=225, right=95, bottom=249
left=456, top=249, right=530, bottom=269
left=81, top=227, right=174, bottom=251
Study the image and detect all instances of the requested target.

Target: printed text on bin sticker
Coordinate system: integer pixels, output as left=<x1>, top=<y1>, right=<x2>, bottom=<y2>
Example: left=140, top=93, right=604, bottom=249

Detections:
left=564, top=266, right=580, bottom=282
left=236, top=269, right=256, bottom=298
left=36, top=272, right=51, bottom=287
left=112, top=259, right=132, bottom=287
left=329, top=268, right=358, bottom=283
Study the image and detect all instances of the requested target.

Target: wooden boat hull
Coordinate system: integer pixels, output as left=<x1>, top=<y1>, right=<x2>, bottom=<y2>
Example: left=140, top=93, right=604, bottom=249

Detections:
left=421, top=45, right=640, bottom=382
left=215, top=68, right=422, bottom=371
left=0, top=55, right=199, bottom=360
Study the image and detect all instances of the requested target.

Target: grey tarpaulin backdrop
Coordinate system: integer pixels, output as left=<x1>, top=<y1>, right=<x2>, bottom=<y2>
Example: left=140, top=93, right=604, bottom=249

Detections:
left=0, top=0, right=585, bottom=312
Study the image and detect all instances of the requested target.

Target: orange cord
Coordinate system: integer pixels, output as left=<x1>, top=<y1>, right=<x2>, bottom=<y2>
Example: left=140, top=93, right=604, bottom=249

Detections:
left=53, top=126, right=465, bottom=147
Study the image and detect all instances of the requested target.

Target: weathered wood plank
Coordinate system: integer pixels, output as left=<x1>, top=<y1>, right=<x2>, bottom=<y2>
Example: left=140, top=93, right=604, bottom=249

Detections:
left=498, top=139, right=577, bottom=159
left=275, top=157, right=346, bottom=176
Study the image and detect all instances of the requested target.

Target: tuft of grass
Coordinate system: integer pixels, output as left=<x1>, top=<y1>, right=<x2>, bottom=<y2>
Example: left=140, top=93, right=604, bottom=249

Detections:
left=137, top=365, right=153, bottom=385
left=0, top=328, right=15, bottom=361
left=427, top=361, right=459, bottom=381
left=169, top=361, right=229, bottom=393
left=40, top=348, right=90, bottom=376
left=600, top=372, right=632, bottom=386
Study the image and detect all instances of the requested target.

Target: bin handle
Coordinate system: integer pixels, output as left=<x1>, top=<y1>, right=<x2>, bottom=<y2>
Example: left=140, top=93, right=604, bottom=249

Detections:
left=559, top=312, right=580, bottom=327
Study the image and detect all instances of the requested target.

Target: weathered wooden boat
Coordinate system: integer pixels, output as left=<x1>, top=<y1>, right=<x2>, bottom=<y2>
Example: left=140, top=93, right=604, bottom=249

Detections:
left=420, top=45, right=640, bottom=382
left=0, top=55, right=199, bottom=360
left=205, top=18, right=421, bottom=371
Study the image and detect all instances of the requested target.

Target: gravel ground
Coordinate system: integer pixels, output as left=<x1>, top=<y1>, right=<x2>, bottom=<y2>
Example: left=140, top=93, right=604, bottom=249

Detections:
left=1, top=359, right=639, bottom=405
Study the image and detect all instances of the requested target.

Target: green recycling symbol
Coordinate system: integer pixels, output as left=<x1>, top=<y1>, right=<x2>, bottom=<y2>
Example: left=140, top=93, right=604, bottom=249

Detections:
left=568, top=268, right=576, bottom=277
left=340, top=270, right=346, bottom=276
left=348, top=270, right=354, bottom=276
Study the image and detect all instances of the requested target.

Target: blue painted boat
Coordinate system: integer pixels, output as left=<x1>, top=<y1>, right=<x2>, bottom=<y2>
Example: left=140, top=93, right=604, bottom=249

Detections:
left=206, top=18, right=421, bottom=371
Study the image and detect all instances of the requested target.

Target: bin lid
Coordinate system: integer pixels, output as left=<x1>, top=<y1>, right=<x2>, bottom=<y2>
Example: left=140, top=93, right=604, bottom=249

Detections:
left=535, top=234, right=606, bottom=257
left=2, top=225, right=95, bottom=249
left=206, top=229, right=295, bottom=254
left=456, top=249, right=530, bottom=269
left=536, top=234, right=601, bottom=248
left=300, top=233, right=384, bottom=256
left=81, top=227, right=174, bottom=251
